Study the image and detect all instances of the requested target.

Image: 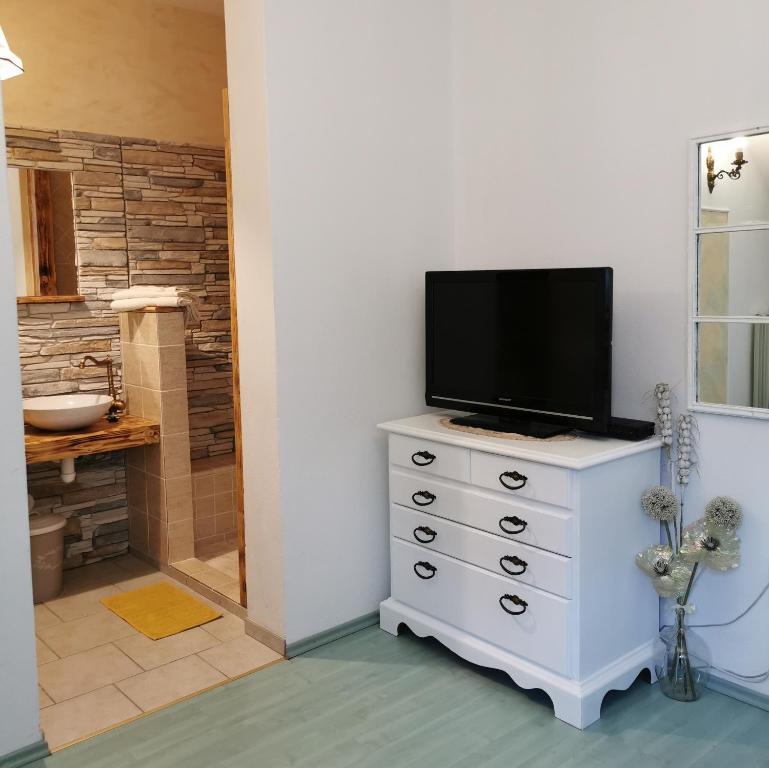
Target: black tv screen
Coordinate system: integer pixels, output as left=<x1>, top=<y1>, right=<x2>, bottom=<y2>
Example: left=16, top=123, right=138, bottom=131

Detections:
left=425, top=268, right=613, bottom=435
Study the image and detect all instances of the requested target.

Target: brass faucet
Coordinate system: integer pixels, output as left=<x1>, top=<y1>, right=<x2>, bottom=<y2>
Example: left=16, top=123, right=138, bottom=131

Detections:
left=78, top=355, right=126, bottom=421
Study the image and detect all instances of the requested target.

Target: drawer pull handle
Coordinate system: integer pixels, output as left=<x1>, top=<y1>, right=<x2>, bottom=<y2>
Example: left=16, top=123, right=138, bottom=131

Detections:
left=413, top=561, right=437, bottom=579
left=499, top=555, right=528, bottom=576
left=412, top=450, right=436, bottom=466
left=411, top=490, right=436, bottom=507
left=413, top=526, right=437, bottom=544
left=499, top=593, right=528, bottom=616
left=499, top=515, right=527, bottom=535
left=499, top=470, right=528, bottom=490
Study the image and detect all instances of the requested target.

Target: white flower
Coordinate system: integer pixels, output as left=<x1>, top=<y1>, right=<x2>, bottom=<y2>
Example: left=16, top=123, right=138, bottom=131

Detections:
left=636, top=545, right=693, bottom=598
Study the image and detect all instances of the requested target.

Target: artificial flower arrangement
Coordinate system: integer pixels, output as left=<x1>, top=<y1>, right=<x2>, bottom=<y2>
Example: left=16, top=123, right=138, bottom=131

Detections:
left=634, top=385, right=742, bottom=701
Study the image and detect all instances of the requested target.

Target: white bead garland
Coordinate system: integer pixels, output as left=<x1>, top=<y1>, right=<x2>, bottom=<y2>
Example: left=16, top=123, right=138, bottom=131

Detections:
left=676, top=413, right=696, bottom=486
left=654, top=383, right=673, bottom=448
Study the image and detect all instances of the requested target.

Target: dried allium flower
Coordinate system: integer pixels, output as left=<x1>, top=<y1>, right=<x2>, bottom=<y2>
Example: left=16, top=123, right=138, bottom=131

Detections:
left=635, top=545, right=693, bottom=598
left=705, top=496, right=743, bottom=531
left=641, top=485, right=680, bottom=522
left=680, top=519, right=740, bottom=571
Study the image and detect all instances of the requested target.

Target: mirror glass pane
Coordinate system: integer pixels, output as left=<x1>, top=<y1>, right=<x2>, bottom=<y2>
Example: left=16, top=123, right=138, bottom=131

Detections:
left=699, top=131, right=769, bottom=228
left=698, top=229, right=769, bottom=316
left=696, top=321, right=769, bottom=408
left=6, top=167, right=78, bottom=297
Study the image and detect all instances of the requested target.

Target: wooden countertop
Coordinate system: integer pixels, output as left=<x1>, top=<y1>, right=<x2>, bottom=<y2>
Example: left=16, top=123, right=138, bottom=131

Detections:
left=25, top=414, right=160, bottom=464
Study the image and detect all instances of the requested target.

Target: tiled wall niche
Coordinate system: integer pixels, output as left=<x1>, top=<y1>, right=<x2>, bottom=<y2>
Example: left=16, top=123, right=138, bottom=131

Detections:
left=10, top=125, right=232, bottom=566
left=192, top=455, right=236, bottom=548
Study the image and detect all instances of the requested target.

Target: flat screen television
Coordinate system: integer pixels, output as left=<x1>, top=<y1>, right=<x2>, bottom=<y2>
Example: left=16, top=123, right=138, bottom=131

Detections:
left=425, top=267, right=613, bottom=437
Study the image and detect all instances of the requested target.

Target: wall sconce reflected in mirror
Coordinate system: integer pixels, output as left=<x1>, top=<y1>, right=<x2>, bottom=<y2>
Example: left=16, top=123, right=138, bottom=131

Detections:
left=706, top=141, right=748, bottom=193
left=0, top=25, right=23, bottom=80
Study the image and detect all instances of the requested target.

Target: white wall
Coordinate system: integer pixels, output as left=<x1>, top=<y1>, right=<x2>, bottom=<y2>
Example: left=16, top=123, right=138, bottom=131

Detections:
left=451, top=0, right=769, bottom=696
left=225, top=0, right=453, bottom=644
left=224, top=0, right=285, bottom=640
left=0, top=86, right=43, bottom=757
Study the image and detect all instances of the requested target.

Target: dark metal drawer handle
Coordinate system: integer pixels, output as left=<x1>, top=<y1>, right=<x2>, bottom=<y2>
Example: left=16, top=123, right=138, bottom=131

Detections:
left=499, top=470, right=528, bottom=490
left=412, top=450, right=436, bottom=467
left=499, top=515, right=527, bottom=535
left=413, top=526, right=437, bottom=544
left=499, top=593, right=528, bottom=615
left=411, top=490, right=436, bottom=507
left=500, top=555, right=528, bottom=576
left=413, top=561, right=437, bottom=579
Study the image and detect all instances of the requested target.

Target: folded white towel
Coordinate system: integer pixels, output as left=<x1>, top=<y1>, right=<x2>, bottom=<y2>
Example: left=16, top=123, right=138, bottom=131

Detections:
left=112, top=286, right=188, bottom=300
left=110, top=295, right=200, bottom=324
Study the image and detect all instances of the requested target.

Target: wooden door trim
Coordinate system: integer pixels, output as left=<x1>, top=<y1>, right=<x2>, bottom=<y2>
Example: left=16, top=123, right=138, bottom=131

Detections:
left=223, top=88, right=248, bottom=607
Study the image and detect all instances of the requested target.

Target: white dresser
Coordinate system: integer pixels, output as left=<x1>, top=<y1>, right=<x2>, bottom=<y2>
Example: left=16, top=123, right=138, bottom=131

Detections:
left=378, top=412, right=661, bottom=729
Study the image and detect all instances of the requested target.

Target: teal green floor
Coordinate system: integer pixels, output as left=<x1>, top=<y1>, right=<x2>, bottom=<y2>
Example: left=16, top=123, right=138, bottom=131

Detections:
left=33, top=626, right=769, bottom=768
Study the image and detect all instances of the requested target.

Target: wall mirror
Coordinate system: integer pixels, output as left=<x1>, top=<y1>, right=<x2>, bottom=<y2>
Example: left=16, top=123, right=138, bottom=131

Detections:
left=6, top=167, right=80, bottom=300
left=690, top=126, right=769, bottom=416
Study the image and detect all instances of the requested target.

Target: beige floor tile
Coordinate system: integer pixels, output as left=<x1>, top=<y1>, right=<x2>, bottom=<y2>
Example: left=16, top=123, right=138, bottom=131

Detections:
left=216, top=581, right=241, bottom=602
left=35, top=604, right=62, bottom=629
left=201, top=613, right=245, bottom=642
left=198, top=635, right=282, bottom=679
left=111, top=554, right=157, bottom=578
left=38, top=610, right=138, bottom=658
left=60, top=560, right=125, bottom=592
left=115, top=627, right=220, bottom=671
left=192, top=564, right=235, bottom=590
left=173, top=558, right=209, bottom=577
left=36, top=637, right=58, bottom=665
left=39, top=644, right=142, bottom=703
left=45, top=585, right=123, bottom=623
left=116, top=654, right=226, bottom=712
left=40, top=685, right=141, bottom=750
left=206, top=553, right=239, bottom=580
left=39, top=687, right=53, bottom=709
left=114, top=572, right=177, bottom=592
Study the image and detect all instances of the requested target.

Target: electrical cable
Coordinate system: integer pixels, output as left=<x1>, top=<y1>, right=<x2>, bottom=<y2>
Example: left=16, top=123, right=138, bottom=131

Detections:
left=661, top=575, right=769, bottom=683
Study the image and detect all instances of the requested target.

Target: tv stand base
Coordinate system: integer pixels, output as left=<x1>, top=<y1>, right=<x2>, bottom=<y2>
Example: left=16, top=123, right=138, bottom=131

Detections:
left=450, top=413, right=570, bottom=439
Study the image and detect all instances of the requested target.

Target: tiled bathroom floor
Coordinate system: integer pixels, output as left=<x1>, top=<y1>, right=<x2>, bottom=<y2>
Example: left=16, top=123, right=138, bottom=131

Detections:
left=174, top=540, right=241, bottom=603
left=35, top=555, right=282, bottom=751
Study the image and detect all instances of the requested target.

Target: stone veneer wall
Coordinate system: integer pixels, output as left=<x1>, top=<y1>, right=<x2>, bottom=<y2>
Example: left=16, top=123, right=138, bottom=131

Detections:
left=11, top=127, right=130, bottom=567
left=121, top=139, right=233, bottom=460
left=9, top=125, right=232, bottom=567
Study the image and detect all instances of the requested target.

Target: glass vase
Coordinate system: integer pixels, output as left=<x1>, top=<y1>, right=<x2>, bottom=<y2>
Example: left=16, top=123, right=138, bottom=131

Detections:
left=654, top=605, right=710, bottom=701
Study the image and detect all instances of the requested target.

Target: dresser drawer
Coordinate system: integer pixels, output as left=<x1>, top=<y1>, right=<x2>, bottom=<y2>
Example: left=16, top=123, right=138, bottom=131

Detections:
left=391, top=538, right=570, bottom=675
left=389, top=434, right=470, bottom=482
left=471, top=451, right=572, bottom=509
left=390, top=469, right=573, bottom=556
left=391, top=504, right=572, bottom=598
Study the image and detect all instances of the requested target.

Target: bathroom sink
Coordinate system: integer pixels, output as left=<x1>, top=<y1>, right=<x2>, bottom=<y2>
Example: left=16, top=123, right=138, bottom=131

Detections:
left=23, top=394, right=113, bottom=431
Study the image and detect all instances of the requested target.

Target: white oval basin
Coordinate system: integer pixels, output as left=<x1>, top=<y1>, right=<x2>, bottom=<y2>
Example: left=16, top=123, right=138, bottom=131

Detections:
left=23, top=394, right=113, bottom=431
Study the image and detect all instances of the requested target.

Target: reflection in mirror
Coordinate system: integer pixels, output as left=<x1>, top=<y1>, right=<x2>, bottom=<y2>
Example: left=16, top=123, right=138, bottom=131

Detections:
left=6, top=167, right=77, bottom=297
left=698, top=229, right=769, bottom=316
left=699, top=131, right=769, bottom=227
left=697, top=322, right=769, bottom=408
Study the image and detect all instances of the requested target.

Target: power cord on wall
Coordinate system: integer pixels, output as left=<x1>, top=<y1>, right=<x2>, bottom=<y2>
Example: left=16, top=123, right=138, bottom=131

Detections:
left=662, top=575, right=769, bottom=683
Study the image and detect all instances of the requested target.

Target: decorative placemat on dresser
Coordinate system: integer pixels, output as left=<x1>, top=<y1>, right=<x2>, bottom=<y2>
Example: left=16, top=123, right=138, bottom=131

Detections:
left=438, top=417, right=578, bottom=442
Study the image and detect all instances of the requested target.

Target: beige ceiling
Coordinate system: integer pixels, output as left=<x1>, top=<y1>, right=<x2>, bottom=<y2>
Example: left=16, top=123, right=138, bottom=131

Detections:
left=155, top=0, right=224, bottom=16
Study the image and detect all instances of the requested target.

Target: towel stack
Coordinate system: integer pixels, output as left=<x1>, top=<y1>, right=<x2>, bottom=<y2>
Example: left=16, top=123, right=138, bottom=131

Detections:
left=110, top=286, right=200, bottom=324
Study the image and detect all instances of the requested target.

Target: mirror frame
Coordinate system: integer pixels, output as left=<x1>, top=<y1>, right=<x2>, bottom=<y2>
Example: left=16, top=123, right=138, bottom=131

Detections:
left=688, top=123, right=769, bottom=420
left=7, top=165, right=85, bottom=304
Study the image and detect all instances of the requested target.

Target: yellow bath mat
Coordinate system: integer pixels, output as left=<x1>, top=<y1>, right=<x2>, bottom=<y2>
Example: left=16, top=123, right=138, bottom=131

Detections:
left=101, top=582, right=222, bottom=640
